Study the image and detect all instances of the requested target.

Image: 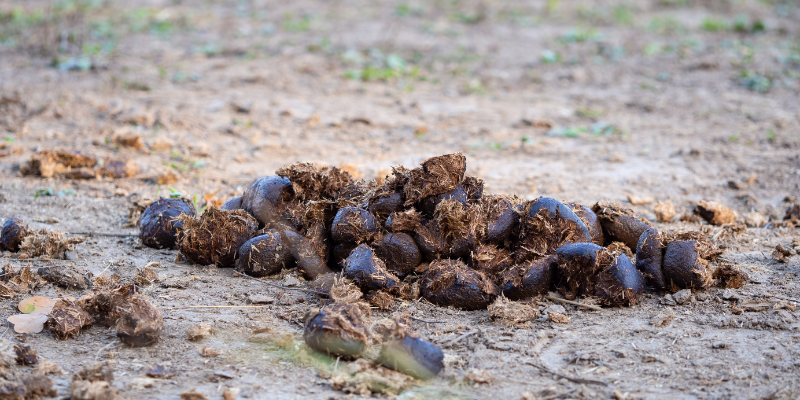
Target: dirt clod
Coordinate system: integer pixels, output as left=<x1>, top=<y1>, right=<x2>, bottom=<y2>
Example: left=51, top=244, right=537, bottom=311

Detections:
left=186, top=324, right=212, bottom=341
left=654, top=202, right=677, bottom=223
left=177, top=207, right=257, bottom=268
left=695, top=200, right=737, bottom=225
left=14, top=344, right=38, bottom=366
left=488, top=296, right=540, bottom=325
left=713, top=265, right=748, bottom=289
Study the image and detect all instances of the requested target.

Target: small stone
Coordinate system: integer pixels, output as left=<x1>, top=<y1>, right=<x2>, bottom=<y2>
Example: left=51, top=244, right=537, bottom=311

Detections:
left=543, top=304, right=566, bottom=315
left=247, top=294, right=275, bottom=304
left=128, top=377, right=156, bottom=389
left=720, top=289, right=742, bottom=302
left=673, top=289, right=694, bottom=305
left=711, top=342, right=726, bottom=349
left=283, top=276, right=299, bottom=287
left=186, top=324, right=212, bottom=341
left=661, top=294, right=677, bottom=306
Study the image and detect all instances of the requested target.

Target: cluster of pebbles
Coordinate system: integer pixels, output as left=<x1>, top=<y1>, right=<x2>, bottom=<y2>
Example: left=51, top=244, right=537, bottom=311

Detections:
left=132, top=153, right=745, bottom=380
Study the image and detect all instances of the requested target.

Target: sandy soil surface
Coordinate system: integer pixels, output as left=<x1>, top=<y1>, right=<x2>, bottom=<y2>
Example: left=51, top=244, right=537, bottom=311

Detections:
left=1, top=0, right=799, bottom=399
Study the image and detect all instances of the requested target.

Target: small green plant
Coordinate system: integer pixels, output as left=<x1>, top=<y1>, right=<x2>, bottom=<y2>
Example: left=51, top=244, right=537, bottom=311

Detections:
left=648, top=16, right=685, bottom=34
left=282, top=14, right=311, bottom=32
left=34, top=186, right=75, bottom=198
left=168, top=187, right=183, bottom=198
left=546, top=126, right=586, bottom=138
left=541, top=49, right=561, bottom=64
left=701, top=17, right=729, bottom=32
left=739, top=71, right=771, bottom=93
left=612, top=5, right=634, bottom=25
left=558, top=28, right=599, bottom=44
left=577, top=108, right=603, bottom=118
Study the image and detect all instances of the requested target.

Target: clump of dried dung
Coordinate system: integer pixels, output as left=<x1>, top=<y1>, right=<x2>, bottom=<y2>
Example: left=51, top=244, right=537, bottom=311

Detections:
left=304, top=303, right=369, bottom=358
left=516, top=197, right=591, bottom=262
left=654, top=201, right=676, bottom=222
left=177, top=207, right=257, bottom=267
left=488, top=296, right=539, bottom=325
left=695, top=200, right=737, bottom=225
left=21, top=150, right=96, bottom=178
left=404, top=153, right=466, bottom=205
left=46, top=299, right=94, bottom=339
left=713, top=264, right=747, bottom=289
left=18, top=229, right=85, bottom=260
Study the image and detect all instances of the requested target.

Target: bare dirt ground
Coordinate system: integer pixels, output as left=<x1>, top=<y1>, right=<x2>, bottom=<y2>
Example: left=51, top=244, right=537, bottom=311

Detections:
left=1, top=0, right=799, bottom=399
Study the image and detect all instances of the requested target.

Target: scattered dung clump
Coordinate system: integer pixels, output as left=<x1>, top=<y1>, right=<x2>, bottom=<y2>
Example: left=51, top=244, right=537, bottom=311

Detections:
left=419, top=259, right=497, bottom=310
left=488, top=296, right=540, bottom=325
left=1, top=217, right=31, bottom=252
left=38, top=266, right=93, bottom=290
left=568, top=203, right=604, bottom=246
left=138, top=198, right=196, bottom=249
left=500, top=255, right=556, bottom=300
left=713, top=264, right=748, bottom=288
left=480, top=196, right=517, bottom=245
left=377, top=326, right=444, bottom=380
left=342, top=244, right=400, bottom=293
left=71, top=362, right=121, bottom=400
left=654, top=201, right=676, bottom=222
left=592, top=203, right=651, bottom=252
left=177, top=207, right=257, bottom=268
left=20, top=150, right=96, bottom=178
left=240, top=175, right=293, bottom=226
left=785, top=204, right=800, bottom=225
left=18, top=229, right=85, bottom=260
left=46, top=299, right=94, bottom=339
left=81, top=285, right=163, bottom=347
left=515, top=197, right=591, bottom=262
left=101, top=158, right=138, bottom=178
left=304, top=303, right=368, bottom=358
left=372, top=233, right=422, bottom=277
left=414, top=199, right=481, bottom=260
left=695, top=200, right=737, bottom=225
left=235, top=231, right=294, bottom=277
left=14, top=344, right=38, bottom=365
left=331, top=207, right=380, bottom=244
left=404, top=153, right=466, bottom=205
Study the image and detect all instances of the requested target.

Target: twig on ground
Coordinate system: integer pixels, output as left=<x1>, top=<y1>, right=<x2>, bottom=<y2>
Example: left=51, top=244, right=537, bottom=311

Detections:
left=410, top=316, right=446, bottom=324
left=165, top=305, right=265, bottom=310
left=233, top=271, right=329, bottom=297
left=545, top=295, right=603, bottom=311
left=446, top=329, right=480, bottom=346
left=526, top=361, right=609, bottom=387
left=69, top=231, right=137, bottom=237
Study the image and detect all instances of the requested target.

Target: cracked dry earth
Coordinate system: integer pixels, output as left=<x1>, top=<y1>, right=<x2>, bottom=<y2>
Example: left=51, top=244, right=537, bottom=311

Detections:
left=1, top=0, right=800, bottom=399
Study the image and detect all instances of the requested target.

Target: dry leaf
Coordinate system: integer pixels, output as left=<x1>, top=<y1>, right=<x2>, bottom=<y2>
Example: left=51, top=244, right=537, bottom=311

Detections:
left=19, top=296, right=57, bottom=315
left=7, top=314, right=49, bottom=334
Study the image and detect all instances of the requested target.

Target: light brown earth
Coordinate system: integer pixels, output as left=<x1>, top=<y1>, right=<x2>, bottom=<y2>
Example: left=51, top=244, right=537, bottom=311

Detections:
left=1, top=0, right=799, bottom=399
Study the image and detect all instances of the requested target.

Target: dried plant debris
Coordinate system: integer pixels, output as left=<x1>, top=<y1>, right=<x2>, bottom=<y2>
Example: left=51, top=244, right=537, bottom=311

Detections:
left=568, top=203, right=604, bottom=246
left=304, top=303, right=368, bottom=358
left=178, top=207, right=257, bottom=268
left=1, top=218, right=32, bottom=252
left=377, top=324, right=444, bottom=380
left=592, top=202, right=651, bottom=252
left=133, top=266, right=159, bottom=286
left=71, top=363, right=121, bottom=400
left=331, top=207, right=380, bottom=244
left=416, top=184, right=468, bottom=218
left=328, top=358, right=416, bottom=397
left=343, top=244, right=400, bottom=293
left=276, top=163, right=355, bottom=202
left=18, top=229, right=85, bottom=260
left=37, top=266, right=92, bottom=290
left=654, top=201, right=676, bottom=223
left=46, top=299, right=94, bottom=339
left=21, top=150, right=96, bottom=178
left=138, top=198, right=196, bottom=249
left=419, top=259, right=497, bottom=310
left=771, top=244, right=795, bottom=263
left=80, top=285, right=163, bottom=347
left=695, top=200, right=737, bottom=225
left=14, top=344, right=38, bottom=366
left=186, top=323, right=213, bottom=341
left=236, top=231, right=294, bottom=277
left=0, top=265, right=41, bottom=297
left=373, top=233, right=422, bottom=277
left=0, top=372, right=56, bottom=399
left=404, top=153, right=466, bottom=205
left=500, top=255, right=556, bottom=300
left=713, top=264, right=748, bottom=289
left=488, top=296, right=540, bottom=325
left=516, top=197, right=591, bottom=262
left=385, top=209, right=421, bottom=233
left=469, top=244, right=513, bottom=280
